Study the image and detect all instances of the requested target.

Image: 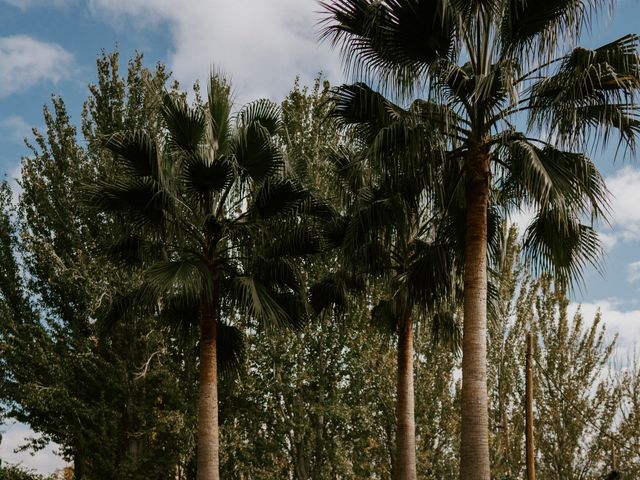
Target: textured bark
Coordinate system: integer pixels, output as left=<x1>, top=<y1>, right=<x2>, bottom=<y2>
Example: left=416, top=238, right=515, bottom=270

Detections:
left=395, top=311, right=417, bottom=480
left=460, top=151, right=491, bottom=480
left=197, top=301, right=219, bottom=480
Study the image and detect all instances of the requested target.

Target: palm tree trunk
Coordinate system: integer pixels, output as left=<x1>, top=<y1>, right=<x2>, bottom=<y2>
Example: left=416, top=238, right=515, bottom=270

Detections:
left=460, top=151, right=490, bottom=480
left=395, top=310, right=417, bottom=480
left=197, top=300, right=220, bottom=480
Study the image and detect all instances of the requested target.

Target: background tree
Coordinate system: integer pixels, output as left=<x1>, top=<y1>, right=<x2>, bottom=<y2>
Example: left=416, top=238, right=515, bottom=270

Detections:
left=488, top=227, right=624, bottom=480
left=321, top=2, right=639, bottom=478
left=0, top=50, right=198, bottom=480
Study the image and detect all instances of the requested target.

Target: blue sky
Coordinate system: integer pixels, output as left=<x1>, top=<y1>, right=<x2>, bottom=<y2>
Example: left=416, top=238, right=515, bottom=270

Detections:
left=1, top=0, right=639, bottom=474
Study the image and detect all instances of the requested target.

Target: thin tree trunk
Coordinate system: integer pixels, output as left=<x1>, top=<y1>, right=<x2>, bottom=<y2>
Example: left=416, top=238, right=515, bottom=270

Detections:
left=197, top=300, right=219, bottom=480
left=460, top=151, right=491, bottom=480
left=525, top=332, right=536, bottom=480
left=74, top=447, right=85, bottom=480
left=395, top=310, right=417, bottom=480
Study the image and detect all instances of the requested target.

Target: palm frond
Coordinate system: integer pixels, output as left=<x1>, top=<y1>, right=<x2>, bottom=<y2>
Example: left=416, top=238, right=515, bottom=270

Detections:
left=98, top=284, right=154, bottom=329
left=249, top=256, right=303, bottom=293
left=430, top=309, right=461, bottom=352
left=405, top=239, right=455, bottom=308
left=308, top=277, right=349, bottom=315
left=522, top=207, right=603, bottom=288
left=162, top=93, right=206, bottom=153
left=232, top=122, right=284, bottom=181
left=265, top=224, right=322, bottom=258
left=208, top=74, right=233, bottom=154
left=103, top=130, right=160, bottom=180
left=326, top=144, right=366, bottom=196
left=104, top=233, right=163, bottom=266
left=181, top=152, right=234, bottom=202
left=251, top=177, right=309, bottom=218
left=238, top=99, right=282, bottom=135
left=320, top=0, right=456, bottom=90
left=230, top=276, right=292, bottom=328
left=497, top=138, right=610, bottom=219
left=331, top=82, right=400, bottom=138
left=86, top=178, right=170, bottom=229
left=527, top=35, right=640, bottom=152
left=371, top=298, right=398, bottom=335
left=501, top=0, right=610, bottom=58
left=143, top=257, right=210, bottom=305
left=216, top=322, right=246, bottom=377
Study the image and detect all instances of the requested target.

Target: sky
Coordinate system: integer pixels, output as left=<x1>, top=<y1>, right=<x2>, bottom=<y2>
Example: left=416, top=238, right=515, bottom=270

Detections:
left=1, top=0, right=640, bottom=474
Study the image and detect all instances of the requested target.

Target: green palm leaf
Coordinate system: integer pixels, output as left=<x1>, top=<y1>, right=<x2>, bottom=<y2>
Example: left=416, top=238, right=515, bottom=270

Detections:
left=522, top=207, right=603, bottom=287
left=233, top=122, right=284, bottom=181
left=238, top=99, right=282, bottom=135
left=321, top=0, right=456, bottom=86
left=162, top=93, right=206, bottom=153
left=103, top=130, right=160, bottom=180
left=251, top=177, right=309, bottom=218
left=181, top=152, right=234, bottom=201
left=230, top=276, right=293, bottom=328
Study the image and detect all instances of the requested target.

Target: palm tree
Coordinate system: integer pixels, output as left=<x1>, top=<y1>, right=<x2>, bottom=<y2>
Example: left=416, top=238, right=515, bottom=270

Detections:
left=321, top=84, right=465, bottom=479
left=87, top=75, right=321, bottom=480
left=321, top=2, right=639, bottom=479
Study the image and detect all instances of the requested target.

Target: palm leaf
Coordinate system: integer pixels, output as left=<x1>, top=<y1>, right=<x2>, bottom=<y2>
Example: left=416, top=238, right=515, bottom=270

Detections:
left=181, top=152, right=234, bottom=201
left=308, top=277, right=348, bottom=315
left=230, top=276, right=292, bottom=328
left=216, top=322, right=246, bottom=376
left=251, top=177, right=309, bottom=218
left=143, top=257, right=210, bottom=305
left=405, top=239, right=455, bottom=307
left=371, top=298, right=397, bottom=335
left=233, top=122, right=284, bottom=181
left=527, top=35, right=640, bottom=151
left=238, top=99, right=282, bottom=135
left=522, top=207, right=603, bottom=287
left=498, top=139, right=610, bottom=219
left=104, top=233, right=163, bottom=266
left=249, top=256, right=303, bottom=293
left=208, top=74, right=233, bottom=154
left=501, top=0, right=609, bottom=56
left=265, top=223, right=322, bottom=258
left=103, top=130, right=160, bottom=180
left=162, top=93, right=206, bottom=153
left=320, top=0, right=456, bottom=88
left=87, top=178, right=170, bottom=229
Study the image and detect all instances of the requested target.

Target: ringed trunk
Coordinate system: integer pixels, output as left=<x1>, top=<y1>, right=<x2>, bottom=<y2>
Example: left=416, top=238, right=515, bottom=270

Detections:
left=197, top=300, right=220, bottom=480
left=395, top=310, right=417, bottom=480
left=460, top=151, right=491, bottom=480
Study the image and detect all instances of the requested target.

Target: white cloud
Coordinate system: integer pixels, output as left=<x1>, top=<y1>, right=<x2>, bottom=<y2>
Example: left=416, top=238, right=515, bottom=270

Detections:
left=628, top=261, right=640, bottom=283
left=602, top=166, right=640, bottom=247
left=507, top=204, right=536, bottom=236
left=0, top=115, right=32, bottom=144
left=0, top=422, right=67, bottom=474
left=569, top=300, right=640, bottom=359
left=0, top=35, right=75, bottom=98
left=87, top=0, right=343, bottom=104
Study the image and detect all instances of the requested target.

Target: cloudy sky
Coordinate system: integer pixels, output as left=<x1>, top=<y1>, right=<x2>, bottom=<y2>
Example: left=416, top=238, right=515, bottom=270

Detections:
left=1, top=0, right=640, bottom=473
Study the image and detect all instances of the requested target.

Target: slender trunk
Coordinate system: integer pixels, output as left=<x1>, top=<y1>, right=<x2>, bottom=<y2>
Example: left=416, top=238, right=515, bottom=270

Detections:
left=395, top=310, right=417, bottom=480
left=460, top=150, right=490, bottom=480
left=197, top=298, right=219, bottom=480
left=74, top=448, right=84, bottom=480
left=525, top=332, right=536, bottom=480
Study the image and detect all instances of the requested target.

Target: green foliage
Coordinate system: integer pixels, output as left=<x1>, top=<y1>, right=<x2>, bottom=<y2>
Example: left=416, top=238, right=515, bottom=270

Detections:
left=0, top=50, right=197, bottom=479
